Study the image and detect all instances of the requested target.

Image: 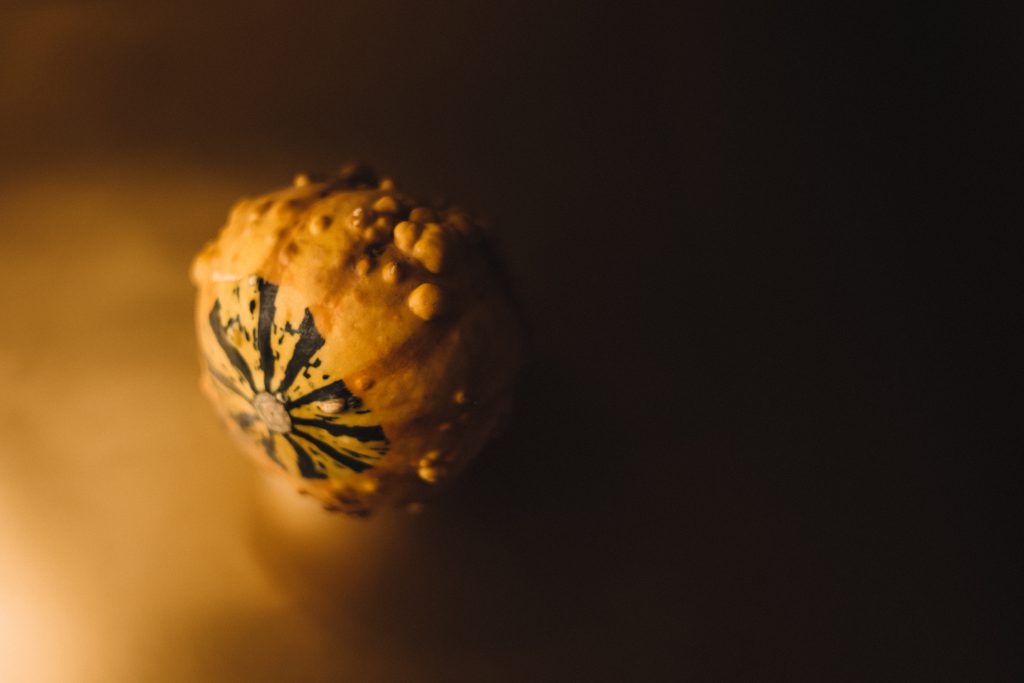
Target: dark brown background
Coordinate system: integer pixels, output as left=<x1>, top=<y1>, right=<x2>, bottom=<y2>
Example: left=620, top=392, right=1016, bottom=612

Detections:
left=0, top=1, right=1016, bottom=681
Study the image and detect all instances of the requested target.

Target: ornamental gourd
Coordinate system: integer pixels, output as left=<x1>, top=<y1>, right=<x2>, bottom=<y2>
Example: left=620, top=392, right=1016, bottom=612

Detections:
left=190, top=164, right=524, bottom=515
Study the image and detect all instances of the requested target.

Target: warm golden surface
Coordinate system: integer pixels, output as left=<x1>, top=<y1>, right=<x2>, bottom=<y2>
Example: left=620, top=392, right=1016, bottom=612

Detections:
left=0, top=163, right=534, bottom=681
left=0, top=4, right=679, bottom=680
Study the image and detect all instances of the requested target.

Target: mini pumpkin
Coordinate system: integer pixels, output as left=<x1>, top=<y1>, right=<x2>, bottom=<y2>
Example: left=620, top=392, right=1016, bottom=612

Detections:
left=191, top=164, right=524, bottom=515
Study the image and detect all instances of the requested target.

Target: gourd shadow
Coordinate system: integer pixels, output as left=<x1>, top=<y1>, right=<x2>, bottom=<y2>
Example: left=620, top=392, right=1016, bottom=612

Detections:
left=242, top=356, right=633, bottom=677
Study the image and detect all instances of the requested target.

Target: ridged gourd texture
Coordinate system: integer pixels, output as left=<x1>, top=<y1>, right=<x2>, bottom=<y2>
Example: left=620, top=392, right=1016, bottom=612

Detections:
left=191, top=164, right=524, bottom=515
